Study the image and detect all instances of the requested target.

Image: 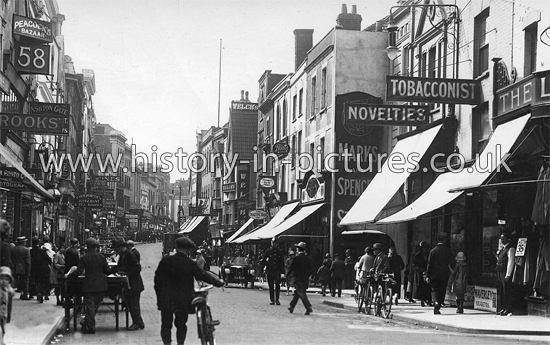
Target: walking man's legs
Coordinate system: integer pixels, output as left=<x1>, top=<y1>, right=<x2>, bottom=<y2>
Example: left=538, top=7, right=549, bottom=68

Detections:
left=126, top=291, right=144, bottom=328
left=160, top=310, right=173, bottom=345
left=267, top=274, right=275, bottom=303
left=174, top=310, right=189, bottom=345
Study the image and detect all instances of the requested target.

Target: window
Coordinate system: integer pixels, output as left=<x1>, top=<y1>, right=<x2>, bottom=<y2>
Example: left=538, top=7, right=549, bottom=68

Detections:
left=402, top=46, right=410, bottom=76
left=298, top=89, right=303, bottom=116
left=297, top=131, right=302, bottom=156
left=437, top=41, right=445, bottom=78
left=266, top=117, right=271, bottom=138
left=420, top=52, right=427, bottom=77
left=428, top=47, right=436, bottom=78
left=276, top=105, right=281, bottom=140
left=321, top=68, right=327, bottom=109
left=282, top=99, right=288, bottom=137
left=319, top=137, right=325, bottom=168
left=472, top=103, right=491, bottom=155
left=310, top=77, right=316, bottom=117
left=291, top=135, right=296, bottom=168
left=524, top=23, right=538, bottom=76
left=474, top=9, right=490, bottom=77
left=292, top=94, right=297, bottom=121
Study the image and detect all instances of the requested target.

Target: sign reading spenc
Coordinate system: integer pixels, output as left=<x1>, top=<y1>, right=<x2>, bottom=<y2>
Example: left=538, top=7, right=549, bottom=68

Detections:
left=386, top=76, right=479, bottom=105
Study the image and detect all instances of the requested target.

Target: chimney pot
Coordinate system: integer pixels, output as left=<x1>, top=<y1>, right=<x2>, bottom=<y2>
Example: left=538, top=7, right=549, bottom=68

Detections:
left=240, top=90, right=244, bottom=101
left=352, top=5, right=357, bottom=14
left=245, top=91, right=249, bottom=101
left=341, top=4, right=347, bottom=14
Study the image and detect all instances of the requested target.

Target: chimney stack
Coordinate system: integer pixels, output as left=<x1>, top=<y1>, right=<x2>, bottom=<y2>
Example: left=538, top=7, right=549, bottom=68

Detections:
left=240, top=90, right=245, bottom=101
left=336, top=4, right=362, bottom=31
left=293, top=29, right=314, bottom=71
left=245, top=91, right=249, bottom=102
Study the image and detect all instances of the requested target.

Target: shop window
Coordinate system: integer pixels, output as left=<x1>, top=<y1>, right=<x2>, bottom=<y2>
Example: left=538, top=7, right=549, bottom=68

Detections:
left=474, top=8, right=490, bottom=77
left=472, top=103, right=491, bottom=155
left=524, top=23, right=538, bottom=76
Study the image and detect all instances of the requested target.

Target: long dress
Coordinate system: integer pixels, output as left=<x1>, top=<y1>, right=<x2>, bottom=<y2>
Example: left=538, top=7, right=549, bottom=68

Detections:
left=412, top=250, right=431, bottom=302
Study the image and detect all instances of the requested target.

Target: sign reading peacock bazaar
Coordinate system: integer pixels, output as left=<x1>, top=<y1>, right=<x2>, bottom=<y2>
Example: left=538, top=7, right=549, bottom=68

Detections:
left=12, top=14, right=53, bottom=43
left=386, top=76, right=479, bottom=105
left=344, top=103, right=429, bottom=126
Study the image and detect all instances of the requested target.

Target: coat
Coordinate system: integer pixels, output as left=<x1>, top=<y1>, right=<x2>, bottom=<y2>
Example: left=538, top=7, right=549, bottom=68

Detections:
left=154, top=252, right=223, bottom=314
left=426, top=244, right=455, bottom=281
left=330, top=259, right=346, bottom=280
left=64, top=247, right=80, bottom=270
left=451, top=261, right=469, bottom=297
left=30, top=246, right=51, bottom=284
left=76, top=249, right=110, bottom=293
left=50, top=252, right=65, bottom=286
left=260, top=246, right=285, bottom=276
left=287, top=253, right=314, bottom=289
left=10, top=244, right=30, bottom=275
left=1, top=241, right=12, bottom=270
left=116, top=249, right=144, bottom=294
left=316, top=265, right=331, bottom=282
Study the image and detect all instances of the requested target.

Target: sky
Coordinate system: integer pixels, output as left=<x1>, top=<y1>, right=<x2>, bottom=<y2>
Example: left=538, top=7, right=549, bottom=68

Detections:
left=56, top=0, right=395, bottom=182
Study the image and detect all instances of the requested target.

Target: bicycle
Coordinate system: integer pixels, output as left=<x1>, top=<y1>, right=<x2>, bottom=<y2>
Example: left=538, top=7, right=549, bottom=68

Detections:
left=373, top=273, right=396, bottom=319
left=192, top=282, right=221, bottom=345
left=356, top=272, right=375, bottom=315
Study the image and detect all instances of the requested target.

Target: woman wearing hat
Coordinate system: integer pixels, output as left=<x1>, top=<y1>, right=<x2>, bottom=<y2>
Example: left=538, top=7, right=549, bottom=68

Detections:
left=450, top=252, right=469, bottom=314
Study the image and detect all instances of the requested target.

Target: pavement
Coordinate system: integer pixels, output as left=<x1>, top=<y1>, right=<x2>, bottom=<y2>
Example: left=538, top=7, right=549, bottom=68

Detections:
left=4, top=271, right=550, bottom=345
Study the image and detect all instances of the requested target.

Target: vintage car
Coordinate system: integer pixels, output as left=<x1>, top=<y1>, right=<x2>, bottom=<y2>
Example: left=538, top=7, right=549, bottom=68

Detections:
left=219, top=256, right=255, bottom=288
left=162, top=232, right=183, bottom=256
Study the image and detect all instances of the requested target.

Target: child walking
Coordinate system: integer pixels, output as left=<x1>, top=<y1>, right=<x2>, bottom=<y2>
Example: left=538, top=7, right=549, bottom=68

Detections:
left=450, top=252, right=469, bottom=314
left=0, top=266, right=15, bottom=342
left=316, top=261, right=331, bottom=297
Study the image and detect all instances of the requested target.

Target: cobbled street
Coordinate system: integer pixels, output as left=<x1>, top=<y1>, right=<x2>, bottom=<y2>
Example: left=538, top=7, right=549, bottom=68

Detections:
left=54, top=243, right=549, bottom=345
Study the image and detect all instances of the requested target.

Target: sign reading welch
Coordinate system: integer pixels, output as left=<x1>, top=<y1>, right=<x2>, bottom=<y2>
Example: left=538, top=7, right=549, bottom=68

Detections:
left=387, top=76, right=479, bottom=105
left=13, top=14, right=53, bottom=43
left=344, top=103, right=429, bottom=126
left=231, top=101, right=258, bottom=111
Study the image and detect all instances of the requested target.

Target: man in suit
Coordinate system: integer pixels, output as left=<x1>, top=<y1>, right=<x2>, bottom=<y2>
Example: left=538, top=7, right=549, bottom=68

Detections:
left=64, top=238, right=80, bottom=308
left=426, top=232, right=455, bottom=315
left=29, top=236, right=51, bottom=303
left=287, top=242, right=314, bottom=315
left=330, top=253, right=346, bottom=297
left=154, top=236, right=223, bottom=345
left=11, top=237, right=31, bottom=300
left=126, top=240, right=140, bottom=263
left=69, top=238, right=110, bottom=334
left=260, top=237, right=285, bottom=305
left=112, top=237, right=144, bottom=331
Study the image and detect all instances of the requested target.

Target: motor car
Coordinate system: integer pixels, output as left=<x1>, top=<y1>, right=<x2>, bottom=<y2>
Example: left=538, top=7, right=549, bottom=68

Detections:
left=162, top=232, right=183, bottom=256
left=219, top=256, right=255, bottom=288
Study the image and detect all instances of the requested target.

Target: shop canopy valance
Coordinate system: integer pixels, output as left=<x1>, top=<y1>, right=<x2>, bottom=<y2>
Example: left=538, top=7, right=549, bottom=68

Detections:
left=339, top=124, right=443, bottom=226
left=179, top=216, right=206, bottom=234
left=232, top=201, right=299, bottom=244
left=225, top=218, right=254, bottom=244
left=377, top=114, right=531, bottom=224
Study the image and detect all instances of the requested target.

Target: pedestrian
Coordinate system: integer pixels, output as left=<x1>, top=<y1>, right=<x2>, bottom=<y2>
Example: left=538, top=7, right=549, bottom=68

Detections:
left=194, top=249, right=206, bottom=270
left=67, top=238, right=110, bottom=334
left=426, top=233, right=455, bottom=315
left=0, top=220, right=13, bottom=270
left=154, top=236, right=223, bottom=345
left=217, top=246, right=225, bottom=267
left=450, top=251, right=469, bottom=314
left=10, top=237, right=30, bottom=300
left=260, top=237, right=285, bottom=305
left=344, top=249, right=356, bottom=290
left=50, top=245, right=66, bottom=306
left=29, top=236, right=51, bottom=303
left=0, top=266, right=15, bottom=342
left=316, top=261, right=330, bottom=296
left=64, top=238, right=80, bottom=308
left=284, top=251, right=295, bottom=296
left=372, top=243, right=391, bottom=275
left=495, top=231, right=516, bottom=316
left=111, top=237, right=145, bottom=330
left=330, top=253, right=346, bottom=297
left=287, top=242, right=314, bottom=315
left=388, top=245, right=405, bottom=305
left=212, top=246, right=219, bottom=266
left=357, top=247, right=375, bottom=279
left=126, top=240, right=140, bottom=263
left=412, top=241, right=431, bottom=307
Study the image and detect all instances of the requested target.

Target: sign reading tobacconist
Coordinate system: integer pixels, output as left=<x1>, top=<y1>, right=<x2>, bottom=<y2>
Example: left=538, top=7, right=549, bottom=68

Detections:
left=387, top=76, right=480, bottom=105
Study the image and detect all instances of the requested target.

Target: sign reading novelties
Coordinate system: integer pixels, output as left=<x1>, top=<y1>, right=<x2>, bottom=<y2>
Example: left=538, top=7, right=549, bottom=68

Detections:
left=344, top=103, right=429, bottom=126
left=0, top=112, right=69, bottom=135
left=13, top=14, right=53, bottom=43
left=387, top=76, right=479, bottom=105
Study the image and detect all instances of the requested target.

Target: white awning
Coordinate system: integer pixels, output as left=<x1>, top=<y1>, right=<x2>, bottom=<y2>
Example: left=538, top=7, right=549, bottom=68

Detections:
left=377, top=114, right=531, bottom=224
left=0, top=143, right=54, bottom=200
left=232, top=201, right=299, bottom=243
left=178, top=217, right=193, bottom=231
left=179, top=216, right=206, bottom=234
left=341, top=230, right=386, bottom=235
left=252, top=203, right=324, bottom=240
left=226, top=218, right=254, bottom=243
left=339, top=124, right=442, bottom=226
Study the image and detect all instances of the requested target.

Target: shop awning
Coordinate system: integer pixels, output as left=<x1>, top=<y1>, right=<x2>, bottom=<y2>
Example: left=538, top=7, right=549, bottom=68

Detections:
left=250, top=203, right=324, bottom=241
left=179, top=216, right=206, bottom=234
left=178, top=217, right=193, bottom=231
left=232, top=201, right=299, bottom=244
left=377, top=114, right=531, bottom=224
left=339, top=124, right=442, bottom=226
left=341, top=230, right=385, bottom=235
left=226, top=218, right=254, bottom=243
left=0, top=143, right=53, bottom=200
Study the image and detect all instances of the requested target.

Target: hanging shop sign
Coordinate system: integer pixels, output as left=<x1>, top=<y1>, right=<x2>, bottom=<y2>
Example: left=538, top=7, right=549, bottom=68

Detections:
left=344, top=103, right=429, bottom=127
left=0, top=72, right=10, bottom=95
left=1, top=102, right=23, bottom=114
left=222, top=182, right=236, bottom=193
left=273, top=140, right=290, bottom=159
left=249, top=209, right=268, bottom=220
left=259, top=175, right=275, bottom=189
left=60, top=161, right=71, bottom=179
left=0, top=167, right=26, bottom=189
left=386, top=76, right=480, bottom=105
left=75, top=194, right=103, bottom=208
left=95, top=175, right=121, bottom=182
left=12, top=14, right=53, bottom=43
left=14, top=41, right=51, bottom=75
left=237, top=167, right=250, bottom=199
left=0, top=112, right=69, bottom=135
left=29, top=102, right=71, bottom=116
left=301, top=175, right=325, bottom=204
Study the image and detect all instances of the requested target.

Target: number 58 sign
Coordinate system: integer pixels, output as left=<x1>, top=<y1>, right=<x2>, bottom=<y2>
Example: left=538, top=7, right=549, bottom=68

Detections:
left=14, top=42, right=51, bottom=75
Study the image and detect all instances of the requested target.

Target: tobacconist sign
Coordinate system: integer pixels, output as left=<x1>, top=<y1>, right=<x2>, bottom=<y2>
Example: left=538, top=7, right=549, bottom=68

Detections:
left=13, top=14, right=53, bottom=43
left=344, top=103, right=429, bottom=126
left=386, top=76, right=480, bottom=105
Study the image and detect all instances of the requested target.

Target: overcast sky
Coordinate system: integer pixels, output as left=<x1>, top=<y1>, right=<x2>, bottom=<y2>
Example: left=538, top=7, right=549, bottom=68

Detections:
left=56, top=0, right=394, bottom=182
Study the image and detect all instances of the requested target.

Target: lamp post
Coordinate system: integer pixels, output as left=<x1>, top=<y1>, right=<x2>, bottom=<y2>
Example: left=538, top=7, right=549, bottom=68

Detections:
left=174, top=182, right=183, bottom=230
left=47, top=188, right=61, bottom=246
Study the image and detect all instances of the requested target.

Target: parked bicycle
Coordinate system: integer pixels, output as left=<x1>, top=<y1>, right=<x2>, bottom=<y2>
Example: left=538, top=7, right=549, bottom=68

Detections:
left=192, top=282, right=221, bottom=345
left=373, top=272, right=396, bottom=319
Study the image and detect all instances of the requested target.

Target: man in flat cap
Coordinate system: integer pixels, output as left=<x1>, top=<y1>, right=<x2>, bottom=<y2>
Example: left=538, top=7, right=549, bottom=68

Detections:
left=126, top=240, right=141, bottom=264
left=426, top=232, right=455, bottom=315
left=154, top=236, right=223, bottom=345
left=287, top=242, right=314, bottom=315
left=11, top=237, right=30, bottom=300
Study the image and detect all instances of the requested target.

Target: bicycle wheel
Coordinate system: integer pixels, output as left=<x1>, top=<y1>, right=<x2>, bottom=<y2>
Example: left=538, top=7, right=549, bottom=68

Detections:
left=381, top=286, right=393, bottom=319
left=354, top=284, right=360, bottom=304
left=203, top=306, right=215, bottom=345
left=364, top=283, right=374, bottom=315
left=356, top=285, right=364, bottom=312
left=375, top=285, right=384, bottom=317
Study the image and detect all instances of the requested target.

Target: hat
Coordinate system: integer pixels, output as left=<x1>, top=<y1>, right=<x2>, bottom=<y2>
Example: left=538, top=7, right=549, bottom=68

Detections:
left=43, top=235, right=50, bottom=243
left=126, top=240, right=135, bottom=247
left=0, top=266, right=13, bottom=283
left=111, top=237, right=126, bottom=248
left=455, top=252, right=466, bottom=261
left=325, top=253, right=331, bottom=258
left=419, top=241, right=429, bottom=248
left=288, top=250, right=295, bottom=255
left=437, top=232, right=449, bottom=240
left=31, top=236, right=40, bottom=245
left=85, top=238, right=98, bottom=247
left=373, top=243, right=383, bottom=250
left=295, top=242, right=307, bottom=250
left=345, top=249, right=352, bottom=254
left=175, top=236, right=195, bottom=249
left=70, top=238, right=79, bottom=245
left=15, top=236, right=27, bottom=243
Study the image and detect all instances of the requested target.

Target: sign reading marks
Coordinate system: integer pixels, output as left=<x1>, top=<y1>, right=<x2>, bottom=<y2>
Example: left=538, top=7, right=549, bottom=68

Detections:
left=75, top=194, right=103, bottom=208
left=13, top=14, right=53, bottom=43
left=344, top=103, right=429, bottom=127
left=386, top=76, right=479, bottom=105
